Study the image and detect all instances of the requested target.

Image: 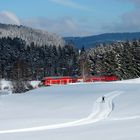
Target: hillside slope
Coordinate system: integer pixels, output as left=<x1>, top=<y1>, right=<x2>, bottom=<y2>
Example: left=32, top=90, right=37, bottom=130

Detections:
left=0, top=23, right=65, bottom=47
left=64, top=32, right=140, bottom=48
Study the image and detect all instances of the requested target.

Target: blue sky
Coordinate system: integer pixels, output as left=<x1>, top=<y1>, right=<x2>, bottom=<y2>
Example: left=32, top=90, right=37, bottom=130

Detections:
left=0, top=0, right=140, bottom=37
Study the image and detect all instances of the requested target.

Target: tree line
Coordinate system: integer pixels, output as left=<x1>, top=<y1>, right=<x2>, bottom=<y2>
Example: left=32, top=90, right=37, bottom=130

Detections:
left=0, top=37, right=79, bottom=81
left=0, top=37, right=79, bottom=92
left=87, top=40, right=140, bottom=80
left=1, top=36, right=140, bottom=92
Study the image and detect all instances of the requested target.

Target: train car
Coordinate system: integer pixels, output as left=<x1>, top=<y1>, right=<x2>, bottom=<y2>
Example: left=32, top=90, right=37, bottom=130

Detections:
left=41, top=76, right=78, bottom=86
left=85, top=75, right=118, bottom=82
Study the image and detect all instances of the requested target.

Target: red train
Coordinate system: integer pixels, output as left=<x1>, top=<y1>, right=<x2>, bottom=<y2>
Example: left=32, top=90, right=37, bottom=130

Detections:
left=85, top=75, right=118, bottom=82
left=41, top=76, right=77, bottom=86
left=41, top=75, right=118, bottom=86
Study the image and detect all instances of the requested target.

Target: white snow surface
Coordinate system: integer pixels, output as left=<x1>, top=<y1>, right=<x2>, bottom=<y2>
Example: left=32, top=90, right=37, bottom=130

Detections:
left=29, top=81, right=41, bottom=88
left=0, top=78, right=140, bottom=139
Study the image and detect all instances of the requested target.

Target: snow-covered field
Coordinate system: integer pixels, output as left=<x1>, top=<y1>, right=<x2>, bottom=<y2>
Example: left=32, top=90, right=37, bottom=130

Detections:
left=0, top=79, right=140, bottom=140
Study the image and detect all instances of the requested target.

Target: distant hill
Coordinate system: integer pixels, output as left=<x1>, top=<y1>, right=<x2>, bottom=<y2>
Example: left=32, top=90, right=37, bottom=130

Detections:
left=64, top=32, right=140, bottom=49
left=0, top=23, right=65, bottom=47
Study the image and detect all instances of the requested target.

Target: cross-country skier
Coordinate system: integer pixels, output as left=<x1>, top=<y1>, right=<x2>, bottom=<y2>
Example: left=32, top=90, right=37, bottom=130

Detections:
left=102, top=96, right=105, bottom=103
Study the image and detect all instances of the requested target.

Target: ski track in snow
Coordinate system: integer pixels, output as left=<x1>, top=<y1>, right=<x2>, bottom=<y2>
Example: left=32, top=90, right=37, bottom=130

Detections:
left=0, top=91, right=122, bottom=134
left=110, top=116, right=140, bottom=121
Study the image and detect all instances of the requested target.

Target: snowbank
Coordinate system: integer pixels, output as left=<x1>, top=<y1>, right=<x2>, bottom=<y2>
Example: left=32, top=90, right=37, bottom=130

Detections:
left=114, top=77, right=140, bottom=83
left=29, top=81, right=41, bottom=88
left=0, top=79, right=13, bottom=94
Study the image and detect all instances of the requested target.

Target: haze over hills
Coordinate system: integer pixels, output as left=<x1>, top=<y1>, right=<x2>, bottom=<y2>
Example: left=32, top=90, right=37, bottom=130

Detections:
left=64, top=32, right=140, bottom=49
left=0, top=23, right=65, bottom=47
